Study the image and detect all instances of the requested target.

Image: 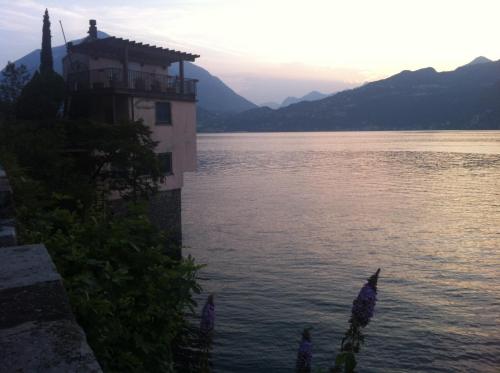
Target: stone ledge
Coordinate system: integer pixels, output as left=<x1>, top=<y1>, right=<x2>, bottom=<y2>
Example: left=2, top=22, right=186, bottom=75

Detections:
left=0, top=319, right=102, bottom=372
left=0, top=244, right=102, bottom=372
left=0, top=280, right=73, bottom=329
left=0, top=224, right=17, bottom=247
left=0, top=244, right=60, bottom=290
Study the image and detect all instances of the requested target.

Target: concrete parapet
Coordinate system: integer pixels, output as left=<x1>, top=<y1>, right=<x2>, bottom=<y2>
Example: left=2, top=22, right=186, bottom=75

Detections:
left=0, top=244, right=102, bottom=372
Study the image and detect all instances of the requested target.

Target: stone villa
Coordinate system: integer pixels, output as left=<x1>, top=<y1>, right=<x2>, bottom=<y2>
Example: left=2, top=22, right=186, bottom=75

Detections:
left=62, top=20, right=199, bottom=246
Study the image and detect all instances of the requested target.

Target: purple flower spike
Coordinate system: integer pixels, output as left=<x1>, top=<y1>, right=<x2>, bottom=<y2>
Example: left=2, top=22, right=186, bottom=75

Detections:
left=200, top=294, right=215, bottom=334
left=351, top=268, right=380, bottom=327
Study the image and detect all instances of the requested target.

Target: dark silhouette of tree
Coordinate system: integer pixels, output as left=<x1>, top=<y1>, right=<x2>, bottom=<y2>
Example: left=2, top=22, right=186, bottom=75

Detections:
left=0, top=62, right=30, bottom=119
left=40, top=9, right=53, bottom=75
left=16, top=71, right=65, bottom=120
left=16, top=9, right=64, bottom=120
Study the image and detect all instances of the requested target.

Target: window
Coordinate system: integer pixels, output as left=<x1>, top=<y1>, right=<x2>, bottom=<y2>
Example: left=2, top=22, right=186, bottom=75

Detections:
left=155, top=102, right=172, bottom=125
left=158, top=152, right=173, bottom=175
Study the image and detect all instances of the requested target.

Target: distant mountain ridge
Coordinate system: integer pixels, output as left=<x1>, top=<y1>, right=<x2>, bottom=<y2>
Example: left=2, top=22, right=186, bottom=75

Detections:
left=280, top=91, right=330, bottom=108
left=261, top=90, right=330, bottom=109
left=11, top=32, right=257, bottom=114
left=260, top=101, right=281, bottom=109
left=467, top=56, right=492, bottom=65
left=206, top=57, right=500, bottom=132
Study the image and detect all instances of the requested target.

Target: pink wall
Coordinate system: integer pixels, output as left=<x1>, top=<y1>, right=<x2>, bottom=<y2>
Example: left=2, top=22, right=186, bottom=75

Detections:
left=133, top=98, right=197, bottom=191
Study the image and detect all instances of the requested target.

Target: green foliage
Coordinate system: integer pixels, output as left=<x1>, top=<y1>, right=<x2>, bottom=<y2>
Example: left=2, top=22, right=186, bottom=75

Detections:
left=0, top=120, right=80, bottom=199
left=0, top=116, right=201, bottom=372
left=0, top=118, right=161, bottom=208
left=16, top=70, right=65, bottom=120
left=64, top=119, right=161, bottom=200
left=20, top=201, right=201, bottom=372
left=0, top=62, right=30, bottom=119
left=332, top=352, right=357, bottom=373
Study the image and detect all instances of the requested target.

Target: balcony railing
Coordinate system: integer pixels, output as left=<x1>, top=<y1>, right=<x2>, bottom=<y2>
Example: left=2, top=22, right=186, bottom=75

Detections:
left=67, top=68, right=197, bottom=99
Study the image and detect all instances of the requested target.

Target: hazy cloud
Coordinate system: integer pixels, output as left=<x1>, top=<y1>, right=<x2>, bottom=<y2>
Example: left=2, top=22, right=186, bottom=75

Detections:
left=1, top=0, right=499, bottom=102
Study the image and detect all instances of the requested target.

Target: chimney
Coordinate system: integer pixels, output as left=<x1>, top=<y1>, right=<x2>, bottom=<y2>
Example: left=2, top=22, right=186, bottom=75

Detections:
left=88, top=19, right=97, bottom=40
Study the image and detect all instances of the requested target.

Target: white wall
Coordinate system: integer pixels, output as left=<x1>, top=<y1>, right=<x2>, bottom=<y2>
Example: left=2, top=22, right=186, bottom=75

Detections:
left=128, top=61, right=169, bottom=75
left=132, top=98, right=197, bottom=191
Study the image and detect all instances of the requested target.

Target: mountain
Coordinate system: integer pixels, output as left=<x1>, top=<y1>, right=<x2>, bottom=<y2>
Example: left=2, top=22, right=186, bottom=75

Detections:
left=169, top=63, right=256, bottom=113
left=467, top=56, right=492, bottom=65
left=11, top=32, right=256, bottom=114
left=205, top=57, right=500, bottom=132
left=260, top=102, right=281, bottom=109
left=281, top=91, right=330, bottom=108
left=259, top=91, right=331, bottom=110
left=12, top=31, right=110, bottom=75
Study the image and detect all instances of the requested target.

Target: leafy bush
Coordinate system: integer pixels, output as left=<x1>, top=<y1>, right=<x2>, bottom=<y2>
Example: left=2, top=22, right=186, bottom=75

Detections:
left=21, top=201, right=201, bottom=372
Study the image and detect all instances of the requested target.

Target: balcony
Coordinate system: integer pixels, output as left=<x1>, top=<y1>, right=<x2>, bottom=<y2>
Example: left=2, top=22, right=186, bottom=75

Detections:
left=67, top=68, right=197, bottom=101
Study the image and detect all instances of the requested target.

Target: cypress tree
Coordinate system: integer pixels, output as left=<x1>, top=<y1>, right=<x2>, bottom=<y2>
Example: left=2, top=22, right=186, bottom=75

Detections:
left=17, top=9, right=64, bottom=120
left=40, top=9, right=53, bottom=75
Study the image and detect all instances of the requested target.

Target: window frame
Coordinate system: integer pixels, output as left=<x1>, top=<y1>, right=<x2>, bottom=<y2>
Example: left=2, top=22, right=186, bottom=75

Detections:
left=155, top=101, right=172, bottom=125
left=158, top=152, right=173, bottom=176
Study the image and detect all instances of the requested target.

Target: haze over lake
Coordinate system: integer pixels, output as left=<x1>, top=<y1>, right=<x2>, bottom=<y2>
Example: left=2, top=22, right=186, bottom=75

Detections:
left=183, top=131, right=500, bottom=372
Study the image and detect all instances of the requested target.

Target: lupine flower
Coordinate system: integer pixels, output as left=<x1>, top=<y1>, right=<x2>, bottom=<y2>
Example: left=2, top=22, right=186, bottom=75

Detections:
left=296, top=329, right=312, bottom=373
left=351, top=269, right=380, bottom=327
left=332, top=269, right=381, bottom=373
left=200, top=294, right=215, bottom=334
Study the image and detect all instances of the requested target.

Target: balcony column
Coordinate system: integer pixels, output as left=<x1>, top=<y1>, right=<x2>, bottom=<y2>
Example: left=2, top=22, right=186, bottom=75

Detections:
left=179, top=60, right=184, bottom=94
left=123, top=45, right=129, bottom=88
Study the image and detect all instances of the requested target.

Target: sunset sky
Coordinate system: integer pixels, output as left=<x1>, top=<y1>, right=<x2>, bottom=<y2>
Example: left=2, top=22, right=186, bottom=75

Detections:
left=1, top=0, right=500, bottom=103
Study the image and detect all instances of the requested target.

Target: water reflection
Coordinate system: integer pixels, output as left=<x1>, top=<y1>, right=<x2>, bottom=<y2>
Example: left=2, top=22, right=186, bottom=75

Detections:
left=183, top=131, right=500, bottom=373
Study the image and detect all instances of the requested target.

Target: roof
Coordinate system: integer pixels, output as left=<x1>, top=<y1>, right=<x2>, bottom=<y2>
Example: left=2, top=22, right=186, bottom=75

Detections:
left=69, top=36, right=199, bottom=65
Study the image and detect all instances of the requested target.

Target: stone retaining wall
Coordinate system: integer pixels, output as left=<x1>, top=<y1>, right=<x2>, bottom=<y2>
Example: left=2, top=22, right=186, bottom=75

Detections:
left=148, top=188, right=183, bottom=258
left=0, top=244, right=102, bottom=372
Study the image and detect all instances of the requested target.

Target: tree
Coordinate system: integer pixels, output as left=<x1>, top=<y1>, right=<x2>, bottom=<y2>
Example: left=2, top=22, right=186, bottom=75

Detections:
left=16, top=9, right=64, bottom=120
left=65, top=119, right=162, bottom=203
left=0, top=118, right=162, bottom=211
left=40, top=9, right=53, bottom=75
left=0, top=62, right=30, bottom=119
left=16, top=71, right=65, bottom=120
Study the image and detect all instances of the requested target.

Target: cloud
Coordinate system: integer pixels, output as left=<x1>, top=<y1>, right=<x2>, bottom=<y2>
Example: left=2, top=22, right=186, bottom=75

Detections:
left=2, top=0, right=494, bottom=102
left=221, top=73, right=358, bottom=104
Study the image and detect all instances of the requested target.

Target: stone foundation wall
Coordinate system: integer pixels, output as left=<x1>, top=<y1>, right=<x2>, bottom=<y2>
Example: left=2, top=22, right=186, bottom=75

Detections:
left=148, top=188, right=183, bottom=258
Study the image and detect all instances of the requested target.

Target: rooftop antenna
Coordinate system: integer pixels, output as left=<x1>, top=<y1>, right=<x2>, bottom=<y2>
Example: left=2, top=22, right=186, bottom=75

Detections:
left=59, top=20, right=74, bottom=71
left=59, top=20, right=68, bottom=45
left=59, top=20, right=74, bottom=118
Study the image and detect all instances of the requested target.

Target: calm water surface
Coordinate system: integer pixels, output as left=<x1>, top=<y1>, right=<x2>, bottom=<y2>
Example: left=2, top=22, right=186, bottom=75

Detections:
left=182, top=131, right=500, bottom=372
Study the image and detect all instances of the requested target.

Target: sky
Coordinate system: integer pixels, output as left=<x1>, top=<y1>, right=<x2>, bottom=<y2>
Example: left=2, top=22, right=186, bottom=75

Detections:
left=1, top=0, right=500, bottom=104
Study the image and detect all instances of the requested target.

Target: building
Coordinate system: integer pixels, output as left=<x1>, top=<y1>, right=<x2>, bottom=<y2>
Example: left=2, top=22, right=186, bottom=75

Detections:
left=62, top=20, right=199, bottom=248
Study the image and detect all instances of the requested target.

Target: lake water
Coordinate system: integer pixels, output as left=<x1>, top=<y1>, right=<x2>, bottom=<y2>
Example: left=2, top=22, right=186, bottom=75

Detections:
left=182, top=131, right=500, bottom=372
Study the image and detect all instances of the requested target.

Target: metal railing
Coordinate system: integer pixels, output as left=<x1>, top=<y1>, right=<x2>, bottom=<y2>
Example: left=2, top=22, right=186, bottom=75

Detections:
left=67, top=68, right=197, bottom=98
